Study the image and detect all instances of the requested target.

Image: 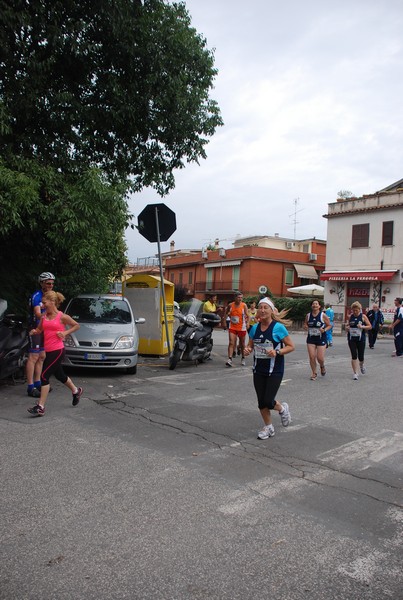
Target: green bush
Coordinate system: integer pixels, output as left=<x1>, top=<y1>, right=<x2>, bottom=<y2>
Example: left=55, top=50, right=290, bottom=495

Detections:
left=275, top=297, right=314, bottom=322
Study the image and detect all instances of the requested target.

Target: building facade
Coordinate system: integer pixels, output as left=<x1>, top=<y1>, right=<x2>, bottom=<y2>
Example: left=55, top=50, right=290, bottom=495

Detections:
left=322, top=180, right=403, bottom=323
left=163, top=236, right=326, bottom=304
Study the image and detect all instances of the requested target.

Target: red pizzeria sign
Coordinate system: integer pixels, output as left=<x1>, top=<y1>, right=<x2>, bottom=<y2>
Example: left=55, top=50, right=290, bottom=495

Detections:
left=347, top=288, right=369, bottom=297
left=321, top=270, right=396, bottom=282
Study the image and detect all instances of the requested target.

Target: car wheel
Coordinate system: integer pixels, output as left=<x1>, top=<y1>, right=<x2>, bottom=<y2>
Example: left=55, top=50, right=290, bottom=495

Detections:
left=126, top=365, right=137, bottom=375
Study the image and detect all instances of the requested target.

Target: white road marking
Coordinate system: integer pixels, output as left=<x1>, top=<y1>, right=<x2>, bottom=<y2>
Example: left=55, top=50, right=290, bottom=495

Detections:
left=318, top=430, right=403, bottom=468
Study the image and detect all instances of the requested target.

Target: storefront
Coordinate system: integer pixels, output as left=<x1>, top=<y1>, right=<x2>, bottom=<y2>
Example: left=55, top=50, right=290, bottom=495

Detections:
left=321, top=270, right=397, bottom=319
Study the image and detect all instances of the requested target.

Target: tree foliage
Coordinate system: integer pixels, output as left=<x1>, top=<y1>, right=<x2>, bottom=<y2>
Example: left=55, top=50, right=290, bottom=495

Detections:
left=0, top=0, right=222, bottom=310
left=0, top=0, right=222, bottom=192
left=0, top=157, right=129, bottom=311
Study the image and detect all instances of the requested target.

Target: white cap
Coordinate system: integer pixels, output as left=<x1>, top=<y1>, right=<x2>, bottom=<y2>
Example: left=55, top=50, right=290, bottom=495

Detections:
left=258, top=297, right=275, bottom=311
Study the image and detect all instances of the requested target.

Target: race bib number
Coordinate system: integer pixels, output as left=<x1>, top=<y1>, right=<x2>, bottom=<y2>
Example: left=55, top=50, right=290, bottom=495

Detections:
left=253, top=342, right=271, bottom=359
left=310, top=327, right=321, bottom=337
left=230, top=316, right=239, bottom=324
left=350, top=327, right=361, bottom=338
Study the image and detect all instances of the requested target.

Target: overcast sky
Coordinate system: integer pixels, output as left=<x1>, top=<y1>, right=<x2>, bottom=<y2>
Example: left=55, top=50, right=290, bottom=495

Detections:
left=125, top=0, right=403, bottom=262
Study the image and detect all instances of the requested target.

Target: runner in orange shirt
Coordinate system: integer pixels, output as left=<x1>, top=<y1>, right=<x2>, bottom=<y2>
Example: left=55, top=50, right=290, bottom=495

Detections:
left=226, top=292, right=249, bottom=367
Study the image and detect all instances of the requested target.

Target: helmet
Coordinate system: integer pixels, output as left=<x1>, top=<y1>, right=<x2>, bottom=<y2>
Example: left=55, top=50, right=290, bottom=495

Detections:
left=38, top=272, right=55, bottom=283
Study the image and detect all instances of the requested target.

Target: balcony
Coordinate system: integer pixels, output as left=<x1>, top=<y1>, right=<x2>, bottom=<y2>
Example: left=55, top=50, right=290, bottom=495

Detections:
left=195, top=281, right=243, bottom=293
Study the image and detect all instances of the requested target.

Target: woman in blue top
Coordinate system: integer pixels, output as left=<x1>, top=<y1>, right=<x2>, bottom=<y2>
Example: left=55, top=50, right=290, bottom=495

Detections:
left=244, top=297, right=295, bottom=440
left=346, top=301, right=372, bottom=380
left=304, top=300, right=331, bottom=380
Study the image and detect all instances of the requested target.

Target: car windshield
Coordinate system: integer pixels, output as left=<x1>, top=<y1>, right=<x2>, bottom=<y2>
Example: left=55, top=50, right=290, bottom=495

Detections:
left=66, top=298, right=132, bottom=324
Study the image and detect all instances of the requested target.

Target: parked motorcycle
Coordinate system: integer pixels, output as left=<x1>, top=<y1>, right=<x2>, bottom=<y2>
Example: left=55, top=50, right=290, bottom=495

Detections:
left=169, top=299, right=221, bottom=370
left=0, top=298, right=29, bottom=381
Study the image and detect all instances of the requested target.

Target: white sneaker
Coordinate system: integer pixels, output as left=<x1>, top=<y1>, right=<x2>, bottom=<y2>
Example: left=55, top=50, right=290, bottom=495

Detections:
left=257, top=424, right=275, bottom=439
left=279, top=402, right=291, bottom=427
left=226, top=359, right=232, bottom=367
left=241, top=359, right=246, bottom=366
left=360, top=365, right=366, bottom=374
left=353, top=373, right=359, bottom=380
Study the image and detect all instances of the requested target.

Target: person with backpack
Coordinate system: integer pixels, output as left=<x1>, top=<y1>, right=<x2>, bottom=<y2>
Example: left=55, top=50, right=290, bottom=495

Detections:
left=26, top=272, right=55, bottom=397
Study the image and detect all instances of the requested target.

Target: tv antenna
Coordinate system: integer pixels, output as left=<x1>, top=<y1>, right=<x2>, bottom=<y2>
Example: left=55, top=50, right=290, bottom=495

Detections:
left=289, top=198, right=304, bottom=240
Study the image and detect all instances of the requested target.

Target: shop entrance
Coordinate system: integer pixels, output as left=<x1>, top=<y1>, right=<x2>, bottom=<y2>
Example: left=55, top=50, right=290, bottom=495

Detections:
left=346, top=283, right=370, bottom=316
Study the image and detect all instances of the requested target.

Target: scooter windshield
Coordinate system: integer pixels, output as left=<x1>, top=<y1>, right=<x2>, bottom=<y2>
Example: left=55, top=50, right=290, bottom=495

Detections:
left=0, top=299, right=8, bottom=320
left=178, top=298, right=203, bottom=318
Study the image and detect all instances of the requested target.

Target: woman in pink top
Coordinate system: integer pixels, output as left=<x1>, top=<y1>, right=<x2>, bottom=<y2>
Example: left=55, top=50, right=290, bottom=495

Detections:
left=27, top=291, right=83, bottom=417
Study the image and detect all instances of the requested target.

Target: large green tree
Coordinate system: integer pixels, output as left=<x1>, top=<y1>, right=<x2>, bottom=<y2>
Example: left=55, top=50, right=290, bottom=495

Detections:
left=0, top=0, right=222, bottom=311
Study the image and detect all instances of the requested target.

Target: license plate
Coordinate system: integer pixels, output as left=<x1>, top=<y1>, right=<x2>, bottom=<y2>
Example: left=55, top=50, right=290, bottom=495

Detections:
left=84, top=353, right=105, bottom=360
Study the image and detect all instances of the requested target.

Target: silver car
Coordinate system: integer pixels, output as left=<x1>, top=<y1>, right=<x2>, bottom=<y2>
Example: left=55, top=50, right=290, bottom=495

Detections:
left=62, top=294, right=145, bottom=374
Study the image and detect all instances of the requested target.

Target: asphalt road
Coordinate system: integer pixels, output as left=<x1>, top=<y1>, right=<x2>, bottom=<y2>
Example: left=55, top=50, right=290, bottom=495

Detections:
left=1, top=330, right=402, bottom=600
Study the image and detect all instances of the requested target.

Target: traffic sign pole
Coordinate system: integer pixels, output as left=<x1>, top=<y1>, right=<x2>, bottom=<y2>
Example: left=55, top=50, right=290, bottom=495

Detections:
left=154, top=206, right=171, bottom=354
left=137, top=202, right=177, bottom=356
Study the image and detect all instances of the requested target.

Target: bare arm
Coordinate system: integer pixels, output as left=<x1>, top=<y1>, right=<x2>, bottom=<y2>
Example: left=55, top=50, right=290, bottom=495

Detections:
left=59, top=314, right=80, bottom=339
left=322, top=313, right=331, bottom=332
left=29, top=318, right=44, bottom=336
left=361, top=314, right=372, bottom=330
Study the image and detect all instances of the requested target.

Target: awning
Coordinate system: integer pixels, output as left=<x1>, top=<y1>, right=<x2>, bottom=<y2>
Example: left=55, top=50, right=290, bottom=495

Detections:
left=321, top=270, right=397, bottom=282
left=294, top=264, right=318, bottom=279
left=204, top=261, right=242, bottom=268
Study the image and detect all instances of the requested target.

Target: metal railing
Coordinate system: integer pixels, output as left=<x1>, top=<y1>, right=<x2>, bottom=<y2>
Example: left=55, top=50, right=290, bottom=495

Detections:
left=194, top=281, right=243, bottom=292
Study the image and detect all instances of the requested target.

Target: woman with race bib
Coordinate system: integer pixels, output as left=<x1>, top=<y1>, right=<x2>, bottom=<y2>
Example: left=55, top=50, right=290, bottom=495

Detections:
left=304, top=300, right=332, bottom=380
left=346, top=301, right=372, bottom=380
left=244, top=297, right=294, bottom=440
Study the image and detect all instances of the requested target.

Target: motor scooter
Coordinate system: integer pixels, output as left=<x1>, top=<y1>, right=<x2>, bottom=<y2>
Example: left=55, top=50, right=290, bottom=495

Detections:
left=169, top=300, right=221, bottom=370
left=0, top=298, right=29, bottom=381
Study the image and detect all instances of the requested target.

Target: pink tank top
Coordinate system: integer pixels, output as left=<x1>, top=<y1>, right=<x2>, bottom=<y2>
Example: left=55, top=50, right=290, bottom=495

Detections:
left=42, top=311, right=65, bottom=352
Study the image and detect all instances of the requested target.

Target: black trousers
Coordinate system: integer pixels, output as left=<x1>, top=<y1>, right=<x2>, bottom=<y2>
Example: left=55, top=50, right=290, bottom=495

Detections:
left=368, top=328, right=379, bottom=348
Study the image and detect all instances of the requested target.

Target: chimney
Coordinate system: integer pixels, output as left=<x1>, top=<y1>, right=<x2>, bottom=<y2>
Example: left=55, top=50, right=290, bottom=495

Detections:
left=170, top=240, right=175, bottom=252
left=214, top=238, right=219, bottom=249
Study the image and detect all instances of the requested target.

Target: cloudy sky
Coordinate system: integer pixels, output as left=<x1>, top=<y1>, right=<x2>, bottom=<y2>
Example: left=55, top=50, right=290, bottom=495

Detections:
left=126, top=0, right=403, bottom=262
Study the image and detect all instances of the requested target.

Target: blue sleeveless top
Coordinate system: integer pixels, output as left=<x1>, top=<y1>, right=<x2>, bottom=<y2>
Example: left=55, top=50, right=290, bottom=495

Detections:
left=249, top=321, right=288, bottom=376
left=348, top=312, right=365, bottom=342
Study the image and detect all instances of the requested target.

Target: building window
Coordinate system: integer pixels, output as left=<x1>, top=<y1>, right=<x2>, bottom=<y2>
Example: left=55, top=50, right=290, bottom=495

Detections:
left=206, top=268, right=213, bottom=291
left=302, top=243, right=309, bottom=253
left=382, top=221, right=393, bottom=246
left=178, top=272, right=183, bottom=285
left=232, top=266, right=240, bottom=289
left=188, top=271, right=193, bottom=285
left=285, top=269, right=294, bottom=286
left=170, top=273, right=174, bottom=283
left=351, top=223, right=369, bottom=248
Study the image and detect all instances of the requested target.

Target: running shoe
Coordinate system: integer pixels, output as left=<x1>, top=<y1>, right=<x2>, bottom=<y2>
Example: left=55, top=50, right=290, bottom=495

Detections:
left=72, top=387, right=83, bottom=406
left=226, top=359, right=233, bottom=367
left=27, top=387, right=40, bottom=398
left=360, top=366, right=366, bottom=374
left=241, top=359, right=246, bottom=366
left=353, top=373, right=359, bottom=380
left=279, top=402, right=291, bottom=427
left=257, top=424, right=275, bottom=439
left=27, top=404, right=45, bottom=416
